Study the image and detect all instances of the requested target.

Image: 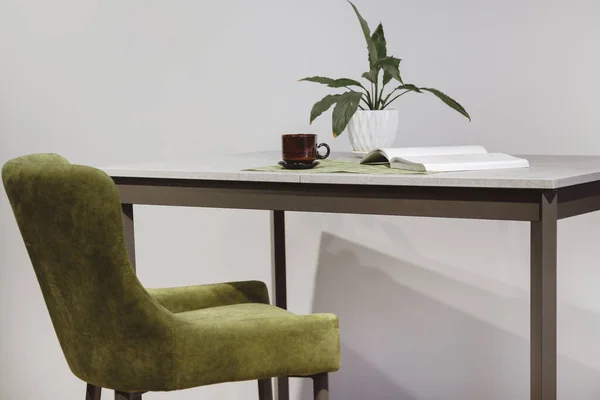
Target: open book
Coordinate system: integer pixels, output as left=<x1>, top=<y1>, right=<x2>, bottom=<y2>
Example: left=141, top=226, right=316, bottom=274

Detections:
left=359, top=146, right=529, bottom=172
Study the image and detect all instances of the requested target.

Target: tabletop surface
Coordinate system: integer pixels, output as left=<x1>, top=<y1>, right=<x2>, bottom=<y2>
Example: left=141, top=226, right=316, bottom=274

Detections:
left=99, top=151, right=600, bottom=189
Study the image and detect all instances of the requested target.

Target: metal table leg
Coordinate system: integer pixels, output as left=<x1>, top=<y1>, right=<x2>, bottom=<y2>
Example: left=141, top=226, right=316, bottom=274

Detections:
left=121, top=203, right=142, bottom=400
left=530, top=191, right=557, bottom=400
left=122, top=204, right=136, bottom=271
left=271, top=210, right=289, bottom=400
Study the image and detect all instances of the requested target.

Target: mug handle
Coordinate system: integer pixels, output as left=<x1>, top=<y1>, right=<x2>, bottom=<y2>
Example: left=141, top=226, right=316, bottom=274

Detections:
left=317, top=143, right=330, bottom=159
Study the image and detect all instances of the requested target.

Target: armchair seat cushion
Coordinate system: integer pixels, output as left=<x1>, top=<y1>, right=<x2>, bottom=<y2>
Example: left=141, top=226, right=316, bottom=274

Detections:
left=149, top=282, right=340, bottom=390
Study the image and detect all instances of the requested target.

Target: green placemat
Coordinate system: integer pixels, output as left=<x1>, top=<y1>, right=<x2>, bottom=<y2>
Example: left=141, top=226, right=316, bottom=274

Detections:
left=244, top=159, right=426, bottom=174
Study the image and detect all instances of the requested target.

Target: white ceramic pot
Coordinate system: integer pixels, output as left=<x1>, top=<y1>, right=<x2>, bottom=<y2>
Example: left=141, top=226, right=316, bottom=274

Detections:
left=347, top=110, right=398, bottom=152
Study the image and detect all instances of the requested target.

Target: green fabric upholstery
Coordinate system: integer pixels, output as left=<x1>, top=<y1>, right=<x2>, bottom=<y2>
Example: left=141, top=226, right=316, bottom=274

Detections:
left=2, top=153, right=340, bottom=393
left=146, top=281, right=271, bottom=314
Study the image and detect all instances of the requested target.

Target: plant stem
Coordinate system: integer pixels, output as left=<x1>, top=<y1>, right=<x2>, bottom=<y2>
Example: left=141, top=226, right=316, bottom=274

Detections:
left=375, top=70, right=383, bottom=109
left=382, top=90, right=411, bottom=109
left=364, top=90, right=373, bottom=109
left=360, top=97, right=370, bottom=109
left=370, top=83, right=375, bottom=109
left=381, top=87, right=398, bottom=107
left=378, top=85, right=385, bottom=109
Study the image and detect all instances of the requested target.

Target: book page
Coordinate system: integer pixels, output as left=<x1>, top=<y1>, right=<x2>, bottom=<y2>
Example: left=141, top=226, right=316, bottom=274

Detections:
left=382, top=145, right=487, bottom=161
left=394, top=153, right=529, bottom=172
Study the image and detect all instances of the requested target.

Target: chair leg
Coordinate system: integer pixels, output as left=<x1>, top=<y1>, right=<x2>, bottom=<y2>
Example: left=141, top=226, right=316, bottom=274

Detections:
left=312, top=373, right=329, bottom=400
left=86, top=384, right=101, bottom=400
left=258, top=378, right=273, bottom=400
left=114, top=391, right=142, bottom=400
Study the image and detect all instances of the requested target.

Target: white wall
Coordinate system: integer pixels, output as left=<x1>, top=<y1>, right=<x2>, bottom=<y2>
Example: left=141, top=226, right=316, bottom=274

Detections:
left=2, top=0, right=600, bottom=399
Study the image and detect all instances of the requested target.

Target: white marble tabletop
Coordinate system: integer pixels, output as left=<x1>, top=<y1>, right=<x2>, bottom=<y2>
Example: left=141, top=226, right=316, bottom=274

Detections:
left=99, top=151, right=600, bottom=189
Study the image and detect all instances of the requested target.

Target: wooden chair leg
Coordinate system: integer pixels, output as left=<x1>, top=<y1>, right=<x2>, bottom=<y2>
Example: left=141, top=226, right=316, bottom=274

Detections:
left=258, top=378, right=273, bottom=400
left=86, top=384, right=101, bottom=400
left=312, top=373, right=329, bottom=400
left=114, top=391, right=142, bottom=400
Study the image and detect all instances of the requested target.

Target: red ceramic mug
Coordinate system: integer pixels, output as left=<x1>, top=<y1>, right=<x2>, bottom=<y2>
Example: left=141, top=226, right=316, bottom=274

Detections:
left=281, top=134, right=330, bottom=164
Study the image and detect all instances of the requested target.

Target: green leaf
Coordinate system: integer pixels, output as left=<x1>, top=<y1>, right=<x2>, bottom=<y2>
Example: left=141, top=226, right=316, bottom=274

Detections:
left=327, top=78, right=364, bottom=88
left=299, top=76, right=336, bottom=85
left=300, top=76, right=364, bottom=90
left=396, top=84, right=421, bottom=93
left=362, top=70, right=377, bottom=84
left=420, top=88, right=471, bottom=121
left=348, top=1, right=379, bottom=69
left=371, top=23, right=387, bottom=61
left=332, top=91, right=363, bottom=136
left=309, top=94, right=342, bottom=124
left=377, top=57, right=403, bottom=85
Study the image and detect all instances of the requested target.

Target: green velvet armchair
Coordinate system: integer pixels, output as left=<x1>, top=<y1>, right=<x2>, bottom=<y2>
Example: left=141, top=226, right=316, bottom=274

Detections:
left=2, top=154, right=340, bottom=400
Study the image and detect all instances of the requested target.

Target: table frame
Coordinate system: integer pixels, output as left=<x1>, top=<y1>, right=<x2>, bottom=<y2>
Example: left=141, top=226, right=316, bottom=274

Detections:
left=113, top=176, right=600, bottom=400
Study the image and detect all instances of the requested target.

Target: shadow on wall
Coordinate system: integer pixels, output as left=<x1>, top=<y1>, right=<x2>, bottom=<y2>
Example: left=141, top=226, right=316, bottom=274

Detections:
left=298, top=231, right=600, bottom=400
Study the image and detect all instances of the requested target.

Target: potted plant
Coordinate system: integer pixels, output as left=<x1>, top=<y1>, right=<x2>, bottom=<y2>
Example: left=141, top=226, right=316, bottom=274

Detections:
left=300, top=1, right=471, bottom=153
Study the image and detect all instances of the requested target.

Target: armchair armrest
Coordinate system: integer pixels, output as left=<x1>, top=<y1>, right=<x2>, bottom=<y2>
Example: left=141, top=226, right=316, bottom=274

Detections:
left=147, top=280, right=270, bottom=314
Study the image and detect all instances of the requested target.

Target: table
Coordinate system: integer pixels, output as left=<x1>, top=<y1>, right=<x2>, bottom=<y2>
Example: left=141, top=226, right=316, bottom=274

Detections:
left=102, top=151, right=600, bottom=400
